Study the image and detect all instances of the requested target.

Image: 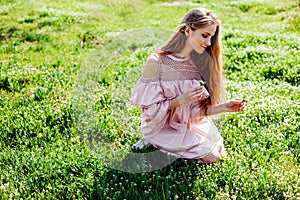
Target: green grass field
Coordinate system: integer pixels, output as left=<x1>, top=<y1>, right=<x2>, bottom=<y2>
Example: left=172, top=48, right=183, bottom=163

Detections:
left=0, top=0, right=299, bottom=199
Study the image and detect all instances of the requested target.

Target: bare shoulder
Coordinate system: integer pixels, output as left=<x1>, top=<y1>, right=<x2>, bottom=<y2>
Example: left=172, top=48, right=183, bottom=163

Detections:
left=142, top=53, right=159, bottom=78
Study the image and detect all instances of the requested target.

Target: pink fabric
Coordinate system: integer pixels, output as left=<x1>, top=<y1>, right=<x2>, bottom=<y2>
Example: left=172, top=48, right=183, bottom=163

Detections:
left=130, top=53, right=225, bottom=159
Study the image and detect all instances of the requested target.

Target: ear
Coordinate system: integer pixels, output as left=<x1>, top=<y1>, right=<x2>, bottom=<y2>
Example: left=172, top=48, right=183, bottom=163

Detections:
left=184, top=27, right=191, bottom=37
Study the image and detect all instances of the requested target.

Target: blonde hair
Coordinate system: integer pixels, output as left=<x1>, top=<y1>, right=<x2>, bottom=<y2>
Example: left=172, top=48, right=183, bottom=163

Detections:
left=156, top=8, right=225, bottom=105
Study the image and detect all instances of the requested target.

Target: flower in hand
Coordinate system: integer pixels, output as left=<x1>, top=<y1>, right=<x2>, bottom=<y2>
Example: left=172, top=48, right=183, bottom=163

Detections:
left=199, top=80, right=206, bottom=86
left=224, top=97, right=248, bottom=113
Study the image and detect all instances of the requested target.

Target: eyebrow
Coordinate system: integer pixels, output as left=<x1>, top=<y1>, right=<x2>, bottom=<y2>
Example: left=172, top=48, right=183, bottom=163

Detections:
left=204, top=32, right=214, bottom=36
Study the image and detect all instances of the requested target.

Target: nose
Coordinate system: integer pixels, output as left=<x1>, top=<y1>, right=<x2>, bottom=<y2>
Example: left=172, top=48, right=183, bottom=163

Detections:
left=205, top=38, right=211, bottom=46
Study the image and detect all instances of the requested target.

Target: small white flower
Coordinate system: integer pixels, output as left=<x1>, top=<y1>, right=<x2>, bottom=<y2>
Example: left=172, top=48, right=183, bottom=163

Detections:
left=0, top=182, right=9, bottom=190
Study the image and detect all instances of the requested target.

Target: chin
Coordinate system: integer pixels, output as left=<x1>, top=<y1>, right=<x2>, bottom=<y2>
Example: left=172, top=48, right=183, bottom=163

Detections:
left=195, top=49, right=205, bottom=55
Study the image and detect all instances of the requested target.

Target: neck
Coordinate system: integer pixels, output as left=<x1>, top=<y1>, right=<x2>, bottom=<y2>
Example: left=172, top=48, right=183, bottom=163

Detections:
left=174, top=40, right=193, bottom=58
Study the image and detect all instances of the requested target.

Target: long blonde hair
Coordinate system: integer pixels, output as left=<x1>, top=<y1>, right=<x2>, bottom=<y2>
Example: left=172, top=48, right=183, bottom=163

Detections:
left=156, top=8, right=225, bottom=105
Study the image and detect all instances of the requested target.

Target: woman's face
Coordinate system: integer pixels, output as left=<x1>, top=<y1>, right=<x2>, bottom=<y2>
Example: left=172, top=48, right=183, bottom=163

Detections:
left=187, top=24, right=217, bottom=54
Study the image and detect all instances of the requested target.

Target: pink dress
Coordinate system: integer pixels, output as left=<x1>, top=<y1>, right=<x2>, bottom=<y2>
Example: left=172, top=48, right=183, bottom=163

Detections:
left=130, top=53, right=225, bottom=160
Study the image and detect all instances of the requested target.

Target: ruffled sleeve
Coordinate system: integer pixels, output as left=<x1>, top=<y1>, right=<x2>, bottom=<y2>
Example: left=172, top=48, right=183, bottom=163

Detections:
left=130, top=78, right=174, bottom=130
left=130, top=79, right=168, bottom=108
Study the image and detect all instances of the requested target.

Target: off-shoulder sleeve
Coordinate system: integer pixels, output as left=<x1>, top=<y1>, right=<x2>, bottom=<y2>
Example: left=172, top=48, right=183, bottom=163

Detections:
left=130, top=79, right=168, bottom=108
left=130, top=79, right=173, bottom=126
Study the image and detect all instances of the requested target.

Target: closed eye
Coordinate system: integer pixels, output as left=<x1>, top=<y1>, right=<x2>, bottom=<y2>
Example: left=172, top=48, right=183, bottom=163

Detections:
left=202, top=34, right=209, bottom=38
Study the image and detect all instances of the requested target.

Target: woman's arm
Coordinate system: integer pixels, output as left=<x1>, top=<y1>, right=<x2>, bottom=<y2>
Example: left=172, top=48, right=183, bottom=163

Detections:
left=204, top=98, right=248, bottom=116
left=169, top=94, right=247, bottom=116
left=205, top=104, right=226, bottom=116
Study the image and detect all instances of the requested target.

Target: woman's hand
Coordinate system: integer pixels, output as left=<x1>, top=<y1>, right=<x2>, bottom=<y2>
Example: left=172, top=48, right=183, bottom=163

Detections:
left=177, top=86, right=209, bottom=105
left=223, top=97, right=248, bottom=113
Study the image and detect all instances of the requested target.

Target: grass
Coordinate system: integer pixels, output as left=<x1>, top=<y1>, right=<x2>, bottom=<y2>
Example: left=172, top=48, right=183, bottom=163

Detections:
left=0, top=0, right=299, bottom=199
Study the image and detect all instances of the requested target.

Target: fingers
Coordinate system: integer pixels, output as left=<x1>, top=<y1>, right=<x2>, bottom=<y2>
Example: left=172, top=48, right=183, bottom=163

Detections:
left=233, top=97, right=249, bottom=103
left=200, top=91, right=209, bottom=99
left=191, top=86, right=203, bottom=92
left=230, top=98, right=243, bottom=104
left=230, top=104, right=244, bottom=112
left=236, top=101, right=246, bottom=112
left=193, top=91, right=204, bottom=101
left=185, top=86, right=210, bottom=103
left=196, top=93, right=209, bottom=101
left=227, top=97, right=248, bottom=112
left=190, top=87, right=203, bottom=97
left=233, top=97, right=243, bottom=101
left=230, top=98, right=249, bottom=105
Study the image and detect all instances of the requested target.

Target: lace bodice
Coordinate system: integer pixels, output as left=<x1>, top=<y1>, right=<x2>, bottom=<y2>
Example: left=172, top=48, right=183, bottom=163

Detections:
left=141, top=54, right=202, bottom=82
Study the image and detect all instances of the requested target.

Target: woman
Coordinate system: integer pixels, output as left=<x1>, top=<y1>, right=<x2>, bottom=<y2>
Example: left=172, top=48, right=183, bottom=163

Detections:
left=130, top=8, right=247, bottom=164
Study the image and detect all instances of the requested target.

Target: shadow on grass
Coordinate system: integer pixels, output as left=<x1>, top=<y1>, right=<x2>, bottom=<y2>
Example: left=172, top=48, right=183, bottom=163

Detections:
left=91, top=146, right=205, bottom=199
